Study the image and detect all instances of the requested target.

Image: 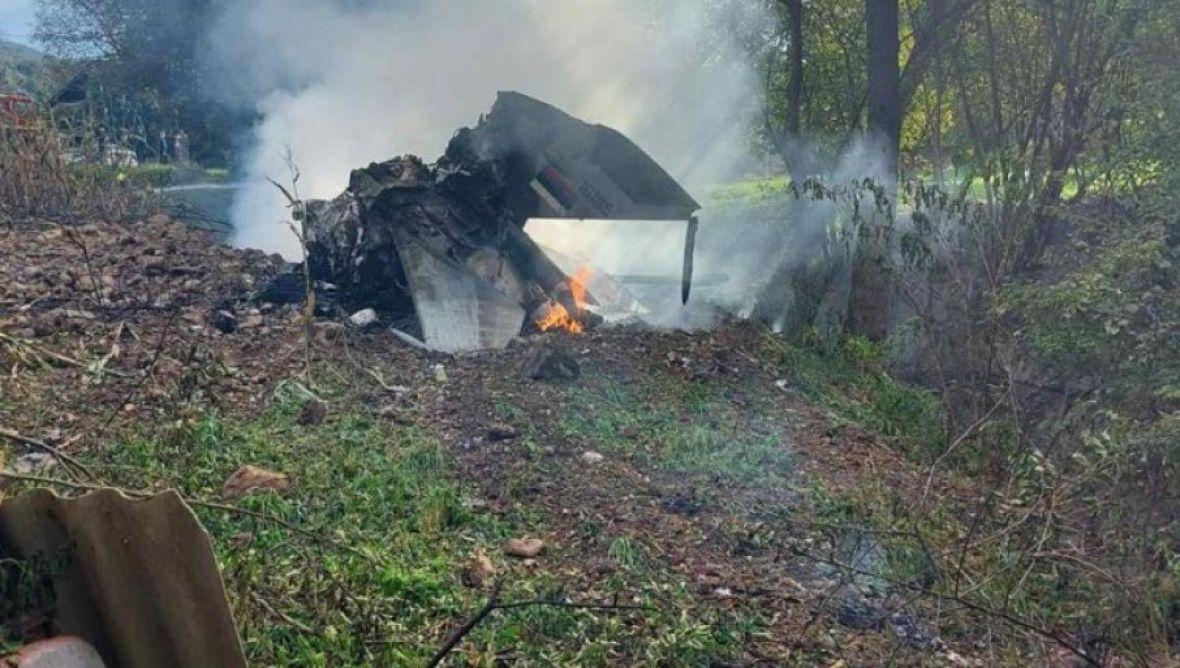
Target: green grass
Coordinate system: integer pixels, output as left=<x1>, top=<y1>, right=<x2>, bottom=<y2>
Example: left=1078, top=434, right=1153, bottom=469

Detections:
left=707, top=176, right=793, bottom=205
left=83, top=403, right=507, bottom=665
left=761, top=332, right=947, bottom=462
left=554, top=372, right=796, bottom=486
left=13, top=389, right=759, bottom=666
left=74, top=163, right=230, bottom=188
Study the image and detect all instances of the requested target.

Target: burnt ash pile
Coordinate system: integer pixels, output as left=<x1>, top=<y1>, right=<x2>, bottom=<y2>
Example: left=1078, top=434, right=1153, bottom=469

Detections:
left=295, top=92, right=701, bottom=353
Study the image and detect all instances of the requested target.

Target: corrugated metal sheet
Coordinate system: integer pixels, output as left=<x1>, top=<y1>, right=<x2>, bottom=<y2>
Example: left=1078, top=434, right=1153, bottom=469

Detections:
left=0, top=488, right=246, bottom=668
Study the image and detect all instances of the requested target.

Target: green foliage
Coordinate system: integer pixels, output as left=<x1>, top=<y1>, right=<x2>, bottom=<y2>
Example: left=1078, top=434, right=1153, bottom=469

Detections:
left=1000, top=221, right=1180, bottom=407
left=763, top=332, right=947, bottom=461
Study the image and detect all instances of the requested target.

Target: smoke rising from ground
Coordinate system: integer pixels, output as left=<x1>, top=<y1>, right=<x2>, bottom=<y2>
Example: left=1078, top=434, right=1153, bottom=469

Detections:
left=210, top=0, right=769, bottom=260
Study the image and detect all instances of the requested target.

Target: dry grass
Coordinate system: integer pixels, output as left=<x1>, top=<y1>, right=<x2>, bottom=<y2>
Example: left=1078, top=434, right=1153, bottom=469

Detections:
left=0, top=113, right=153, bottom=224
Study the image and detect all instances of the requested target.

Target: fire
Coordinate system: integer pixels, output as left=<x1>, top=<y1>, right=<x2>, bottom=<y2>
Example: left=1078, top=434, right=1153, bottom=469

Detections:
left=535, top=266, right=593, bottom=333
left=569, top=266, right=593, bottom=307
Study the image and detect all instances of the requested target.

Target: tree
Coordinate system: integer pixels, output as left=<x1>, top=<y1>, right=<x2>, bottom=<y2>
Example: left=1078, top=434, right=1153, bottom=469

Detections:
left=865, top=0, right=901, bottom=172
left=783, top=0, right=804, bottom=163
left=34, top=0, right=250, bottom=166
left=846, top=0, right=901, bottom=342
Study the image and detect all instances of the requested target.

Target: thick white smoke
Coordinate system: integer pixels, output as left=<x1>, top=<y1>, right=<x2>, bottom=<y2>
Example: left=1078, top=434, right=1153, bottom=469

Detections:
left=209, top=0, right=769, bottom=258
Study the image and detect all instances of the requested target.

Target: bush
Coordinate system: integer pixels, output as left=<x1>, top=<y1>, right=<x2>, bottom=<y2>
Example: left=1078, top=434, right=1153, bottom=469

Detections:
left=0, top=113, right=155, bottom=223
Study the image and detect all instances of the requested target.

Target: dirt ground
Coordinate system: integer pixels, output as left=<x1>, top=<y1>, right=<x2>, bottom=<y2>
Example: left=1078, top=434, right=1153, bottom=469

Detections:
left=1, top=217, right=985, bottom=665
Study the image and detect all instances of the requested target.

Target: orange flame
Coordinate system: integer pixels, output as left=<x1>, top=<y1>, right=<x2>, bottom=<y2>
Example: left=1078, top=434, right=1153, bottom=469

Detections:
left=569, top=266, right=592, bottom=308
left=535, top=266, right=593, bottom=333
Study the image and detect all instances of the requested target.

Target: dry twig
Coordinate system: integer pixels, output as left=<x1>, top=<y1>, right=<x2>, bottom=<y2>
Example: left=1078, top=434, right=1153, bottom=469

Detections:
left=427, top=582, right=655, bottom=667
left=0, top=426, right=94, bottom=480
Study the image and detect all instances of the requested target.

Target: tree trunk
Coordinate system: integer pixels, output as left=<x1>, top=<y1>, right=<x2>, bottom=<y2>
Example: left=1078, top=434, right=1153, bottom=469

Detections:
left=865, top=0, right=902, bottom=173
left=785, top=0, right=804, bottom=143
left=848, top=0, right=900, bottom=342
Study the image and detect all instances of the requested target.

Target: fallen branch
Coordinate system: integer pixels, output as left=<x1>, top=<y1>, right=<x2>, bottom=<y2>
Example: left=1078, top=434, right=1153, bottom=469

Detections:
left=251, top=592, right=316, bottom=635
left=0, top=426, right=94, bottom=481
left=0, top=331, right=128, bottom=377
left=427, top=583, right=654, bottom=667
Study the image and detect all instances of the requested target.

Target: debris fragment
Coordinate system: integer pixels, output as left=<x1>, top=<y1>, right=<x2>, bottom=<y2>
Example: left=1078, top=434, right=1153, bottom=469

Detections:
left=432, top=364, right=448, bottom=383
left=222, top=465, right=290, bottom=500
left=580, top=451, right=605, bottom=465
left=299, top=91, right=700, bottom=352
left=347, top=308, right=378, bottom=328
left=502, top=537, right=546, bottom=559
left=522, top=344, right=580, bottom=381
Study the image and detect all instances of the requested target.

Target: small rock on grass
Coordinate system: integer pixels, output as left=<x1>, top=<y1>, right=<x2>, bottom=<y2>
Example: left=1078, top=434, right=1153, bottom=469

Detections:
left=210, top=310, right=237, bottom=333
left=379, top=404, right=413, bottom=425
left=580, top=451, right=605, bottom=465
left=239, top=313, right=264, bottom=329
left=222, top=465, right=289, bottom=500
left=296, top=399, right=327, bottom=426
left=503, top=537, right=545, bottom=559
left=486, top=422, right=518, bottom=441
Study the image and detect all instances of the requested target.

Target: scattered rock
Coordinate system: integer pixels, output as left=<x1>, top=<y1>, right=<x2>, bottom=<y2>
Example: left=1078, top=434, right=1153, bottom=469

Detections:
left=462, top=551, right=497, bottom=588
left=379, top=404, right=414, bottom=425
left=222, top=465, right=290, bottom=500
left=522, top=344, right=580, bottom=381
left=31, top=316, right=59, bottom=338
left=432, top=364, right=448, bottom=383
left=347, top=308, right=379, bottom=328
left=503, top=537, right=546, bottom=559
left=486, top=422, right=518, bottom=441
left=580, top=451, right=605, bottom=465
left=296, top=399, right=327, bottom=426
left=210, top=310, right=238, bottom=333
left=835, top=595, right=886, bottom=631
left=661, top=496, right=705, bottom=516
left=239, top=313, right=264, bottom=329
left=255, top=271, right=305, bottom=304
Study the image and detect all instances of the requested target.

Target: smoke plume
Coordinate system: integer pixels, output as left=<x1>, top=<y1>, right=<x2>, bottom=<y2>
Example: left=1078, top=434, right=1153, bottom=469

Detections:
left=208, top=0, right=770, bottom=260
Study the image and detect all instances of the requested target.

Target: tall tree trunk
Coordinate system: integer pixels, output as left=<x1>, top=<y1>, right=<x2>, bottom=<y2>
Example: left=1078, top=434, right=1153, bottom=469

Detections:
left=849, top=0, right=900, bottom=342
left=866, top=0, right=902, bottom=173
left=785, top=0, right=804, bottom=145
left=930, top=0, right=946, bottom=187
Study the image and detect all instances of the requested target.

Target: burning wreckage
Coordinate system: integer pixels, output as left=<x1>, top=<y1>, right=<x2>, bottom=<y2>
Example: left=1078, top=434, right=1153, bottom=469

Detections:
left=293, top=92, right=701, bottom=352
